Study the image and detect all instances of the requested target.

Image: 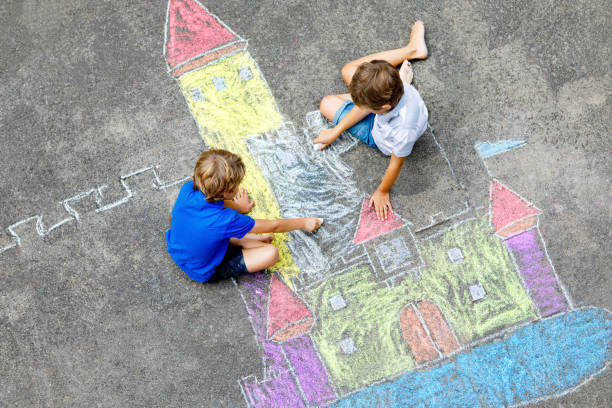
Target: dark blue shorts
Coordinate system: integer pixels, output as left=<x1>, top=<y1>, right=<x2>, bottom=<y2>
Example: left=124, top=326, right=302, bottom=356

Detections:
left=206, top=245, right=249, bottom=283
left=333, top=100, right=378, bottom=150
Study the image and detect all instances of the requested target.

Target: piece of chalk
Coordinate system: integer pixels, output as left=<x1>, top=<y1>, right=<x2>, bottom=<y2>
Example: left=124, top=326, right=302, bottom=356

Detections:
left=316, top=218, right=324, bottom=224
left=314, top=143, right=324, bottom=151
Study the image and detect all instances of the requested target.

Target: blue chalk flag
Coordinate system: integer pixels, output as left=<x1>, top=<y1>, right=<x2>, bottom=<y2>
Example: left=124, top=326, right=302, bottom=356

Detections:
left=475, top=140, right=526, bottom=159
left=332, top=308, right=612, bottom=408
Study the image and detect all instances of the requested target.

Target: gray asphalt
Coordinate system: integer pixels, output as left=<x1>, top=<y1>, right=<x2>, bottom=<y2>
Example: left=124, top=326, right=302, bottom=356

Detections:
left=1, top=0, right=610, bottom=407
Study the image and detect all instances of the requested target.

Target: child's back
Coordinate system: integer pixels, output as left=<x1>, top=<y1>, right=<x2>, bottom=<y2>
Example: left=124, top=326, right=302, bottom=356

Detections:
left=166, top=180, right=254, bottom=282
left=166, top=149, right=322, bottom=283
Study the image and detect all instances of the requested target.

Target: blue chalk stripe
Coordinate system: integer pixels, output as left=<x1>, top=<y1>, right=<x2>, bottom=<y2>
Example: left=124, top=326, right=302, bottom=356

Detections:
left=331, top=308, right=612, bottom=408
left=475, top=140, right=526, bottom=159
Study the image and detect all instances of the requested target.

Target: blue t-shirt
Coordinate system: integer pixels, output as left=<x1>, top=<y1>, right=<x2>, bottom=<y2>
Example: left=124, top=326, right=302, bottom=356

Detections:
left=165, top=181, right=255, bottom=282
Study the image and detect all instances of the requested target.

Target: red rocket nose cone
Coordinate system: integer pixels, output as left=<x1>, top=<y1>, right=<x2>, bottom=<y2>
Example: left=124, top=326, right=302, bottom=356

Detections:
left=164, top=0, right=238, bottom=68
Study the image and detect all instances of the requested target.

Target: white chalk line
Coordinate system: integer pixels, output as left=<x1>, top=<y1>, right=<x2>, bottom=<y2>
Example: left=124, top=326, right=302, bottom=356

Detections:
left=510, top=360, right=612, bottom=408
left=0, top=165, right=191, bottom=256
left=428, top=123, right=463, bottom=190
left=412, top=302, right=444, bottom=359
left=280, top=345, right=311, bottom=406
left=414, top=200, right=471, bottom=234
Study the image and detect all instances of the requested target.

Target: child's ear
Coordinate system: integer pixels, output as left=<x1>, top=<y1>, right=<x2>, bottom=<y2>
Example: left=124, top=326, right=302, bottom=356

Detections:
left=381, top=103, right=392, bottom=110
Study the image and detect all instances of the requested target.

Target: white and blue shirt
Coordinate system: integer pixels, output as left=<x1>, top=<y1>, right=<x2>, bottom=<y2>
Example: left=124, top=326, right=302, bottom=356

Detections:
left=372, top=81, right=428, bottom=157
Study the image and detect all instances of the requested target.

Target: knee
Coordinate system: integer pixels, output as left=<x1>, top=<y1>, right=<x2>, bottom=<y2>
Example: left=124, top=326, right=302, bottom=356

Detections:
left=341, top=63, right=355, bottom=84
left=265, top=244, right=279, bottom=266
left=319, top=95, right=332, bottom=112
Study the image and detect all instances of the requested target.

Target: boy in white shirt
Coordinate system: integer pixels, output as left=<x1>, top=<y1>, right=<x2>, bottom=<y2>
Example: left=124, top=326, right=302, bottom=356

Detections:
left=314, top=21, right=429, bottom=221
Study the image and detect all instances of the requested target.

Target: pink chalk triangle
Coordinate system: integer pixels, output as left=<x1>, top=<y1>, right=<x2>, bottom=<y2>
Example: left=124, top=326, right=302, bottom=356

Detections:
left=165, top=0, right=237, bottom=68
left=490, top=179, right=540, bottom=232
left=267, top=274, right=313, bottom=340
left=353, top=197, right=404, bottom=244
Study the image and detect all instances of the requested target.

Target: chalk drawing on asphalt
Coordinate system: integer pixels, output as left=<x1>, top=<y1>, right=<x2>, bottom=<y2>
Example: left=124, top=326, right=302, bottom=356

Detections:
left=164, top=1, right=612, bottom=406
left=475, top=140, right=527, bottom=159
left=2, top=1, right=607, bottom=406
left=0, top=164, right=191, bottom=255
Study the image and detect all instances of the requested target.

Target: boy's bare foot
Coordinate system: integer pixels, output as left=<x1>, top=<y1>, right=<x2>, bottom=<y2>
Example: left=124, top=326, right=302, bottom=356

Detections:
left=407, top=20, right=427, bottom=60
left=399, top=60, right=413, bottom=84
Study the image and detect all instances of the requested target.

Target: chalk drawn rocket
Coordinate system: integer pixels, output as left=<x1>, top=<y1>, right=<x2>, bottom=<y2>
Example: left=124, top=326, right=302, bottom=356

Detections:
left=164, top=1, right=611, bottom=407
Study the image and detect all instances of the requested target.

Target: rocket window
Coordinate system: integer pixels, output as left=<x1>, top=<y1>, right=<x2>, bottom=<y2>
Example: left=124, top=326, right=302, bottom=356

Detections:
left=212, top=77, right=227, bottom=91
left=239, top=66, right=253, bottom=81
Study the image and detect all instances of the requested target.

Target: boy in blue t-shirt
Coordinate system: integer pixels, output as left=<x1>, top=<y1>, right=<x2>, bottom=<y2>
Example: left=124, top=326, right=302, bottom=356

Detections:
left=166, top=149, right=322, bottom=283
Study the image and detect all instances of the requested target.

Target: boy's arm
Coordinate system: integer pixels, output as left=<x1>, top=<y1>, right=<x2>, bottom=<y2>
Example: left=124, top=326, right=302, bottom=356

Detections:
left=314, top=105, right=370, bottom=149
left=370, top=153, right=406, bottom=220
left=250, top=217, right=322, bottom=233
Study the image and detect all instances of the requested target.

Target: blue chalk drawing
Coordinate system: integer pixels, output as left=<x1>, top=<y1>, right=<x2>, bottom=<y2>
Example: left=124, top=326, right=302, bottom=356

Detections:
left=331, top=307, right=612, bottom=408
left=475, top=140, right=526, bottom=158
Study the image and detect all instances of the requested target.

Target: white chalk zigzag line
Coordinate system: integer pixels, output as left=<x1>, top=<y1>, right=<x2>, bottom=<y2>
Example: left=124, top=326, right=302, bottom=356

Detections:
left=0, top=166, right=191, bottom=256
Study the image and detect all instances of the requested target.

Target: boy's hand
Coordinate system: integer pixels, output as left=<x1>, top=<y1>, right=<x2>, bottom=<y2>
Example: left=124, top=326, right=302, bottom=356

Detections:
left=370, top=190, right=393, bottom=221
left=232, top=187, right=254, bottom=214
left=303, top=217, right=323, bottom=232
left=313, top=128, right=339, bottom=150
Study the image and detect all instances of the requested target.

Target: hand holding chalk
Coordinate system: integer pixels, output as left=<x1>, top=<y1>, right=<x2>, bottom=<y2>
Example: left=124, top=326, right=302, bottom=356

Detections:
left=313, top=127, right=339, bottom=151
left=304, top=217, right=323, bottom=232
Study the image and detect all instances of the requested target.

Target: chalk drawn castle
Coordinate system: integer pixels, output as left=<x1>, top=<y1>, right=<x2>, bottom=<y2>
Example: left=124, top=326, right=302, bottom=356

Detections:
left=163, top=1, right=611, bottom=407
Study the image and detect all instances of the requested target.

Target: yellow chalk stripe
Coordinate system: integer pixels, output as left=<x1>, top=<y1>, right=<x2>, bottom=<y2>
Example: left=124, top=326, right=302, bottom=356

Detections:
left=178, top=51, right=299, bottom=283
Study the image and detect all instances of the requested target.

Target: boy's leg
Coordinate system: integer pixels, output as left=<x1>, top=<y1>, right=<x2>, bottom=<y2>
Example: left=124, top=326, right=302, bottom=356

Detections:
left=242, top=244, right=279, bottom=272
left=318, top=93, right=377, bottom=149
left=341, top=21, right=427, bottom=85
left=319, top=93, right=352, bottom=121
left=207, top=239, right=278, bottom=282
left=241, top=234, right=273, bottom=245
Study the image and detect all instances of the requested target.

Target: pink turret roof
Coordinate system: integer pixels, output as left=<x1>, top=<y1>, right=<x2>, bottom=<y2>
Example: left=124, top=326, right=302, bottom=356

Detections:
left=490, top=179, right=540, bottom=233
left=353, top=197, right=404, bottom=244
left=267, top=274, right=314, bottom=342
left=164, top=0, right=240, bottom=70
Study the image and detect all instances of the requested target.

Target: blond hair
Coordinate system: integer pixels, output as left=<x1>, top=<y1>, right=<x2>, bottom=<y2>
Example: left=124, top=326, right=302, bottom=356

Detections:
left=349, top=60, right=404, bottom=110
left=193, top=149, right=245, bottom=202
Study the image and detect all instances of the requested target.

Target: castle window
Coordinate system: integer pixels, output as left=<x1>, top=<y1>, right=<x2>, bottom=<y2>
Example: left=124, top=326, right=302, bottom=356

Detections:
left=329, top=294, right=347, bottom=311
left=189, top=87, right=204, bottom=102
left=469, top=282, right=486, bottom=302
left=212, top=76, right=227, bottom=91
left=239, top=66, right=253, bottom=81
left=375, top=237, right=411, bottom=274
left=447, top=247, right=464, bottom=264
left=339, top=337, right=357, bottom=355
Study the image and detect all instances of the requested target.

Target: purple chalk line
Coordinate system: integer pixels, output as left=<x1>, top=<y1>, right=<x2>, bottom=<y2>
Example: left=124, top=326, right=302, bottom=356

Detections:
left=284, top=335, right=337, bottom=404
left=506, top=229, right=568, bottom=316
left=238, top=273, right=336, bottom=407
